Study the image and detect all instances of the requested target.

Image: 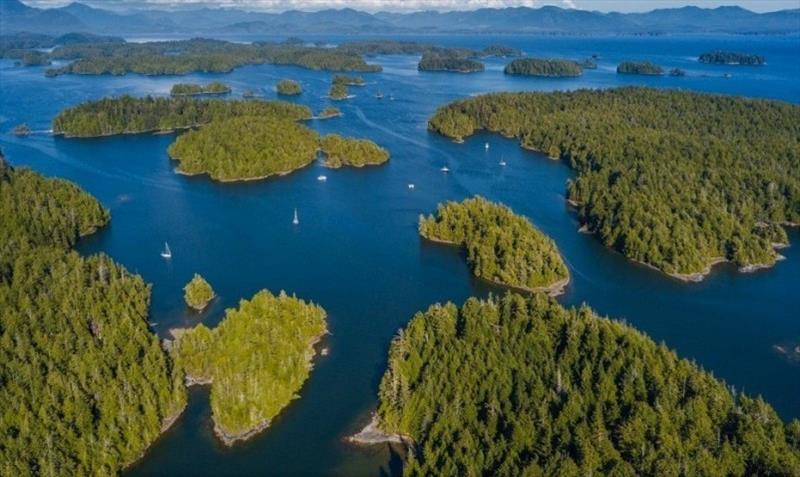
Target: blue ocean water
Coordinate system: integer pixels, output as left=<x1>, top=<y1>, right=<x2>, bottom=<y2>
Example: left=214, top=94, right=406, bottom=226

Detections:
left=0, top=34, right=798, bottom=476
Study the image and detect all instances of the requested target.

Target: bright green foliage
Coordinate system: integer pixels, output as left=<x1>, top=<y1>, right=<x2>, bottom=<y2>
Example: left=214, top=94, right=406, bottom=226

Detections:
left=52, top=96, right=311, bottom=137
left=699, top=51, right=765, bottom=65
left=184, top=274, right=215, bottom=310
left=276, top=79, right=302, bottom=95
left=329, top=82, right=349, bottom=100
left=0, top=160, right=185, bottom=476
left=428, top=88, right=800, bottom=276
left=332, top=74, right=365, bottom=86
left=504, top=58, right=582, bottom=77
left=0, top=158, right=109, bottom=274
left=418, top=53, right=485, bottom=73
left=172, top=290, right=327, bottom=443
left=320, top=134, right=389, bottom=168
left=617, top=61, right=664, bottom=75
left=419, top=197, right=568, bottom=290
left=168, top=116, right=319, bottom=182
left=170, top=81, right=231, bottom=96
left=377, top=293, right=800, bottom=476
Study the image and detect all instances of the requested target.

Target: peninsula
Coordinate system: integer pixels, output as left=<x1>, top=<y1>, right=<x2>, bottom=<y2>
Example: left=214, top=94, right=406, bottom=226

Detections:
left=320, top=134, right=390, bottom=168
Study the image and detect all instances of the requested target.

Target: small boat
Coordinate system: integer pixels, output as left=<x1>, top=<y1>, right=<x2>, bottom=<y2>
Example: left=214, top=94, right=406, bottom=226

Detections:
left=499, top=160, right=507, bottom=166
left=485, top=142, right=490, bottom=150
left=376, top=92, right=384, bottom=99
left=408, top=183, right=415, bottom=190
left=160, top=242, right=172, bottom=259
left=293, top=208, right=299, bottom=225
left=440, top=166, right=450, bottom=173
left=317, top=175, right=327, bottom=181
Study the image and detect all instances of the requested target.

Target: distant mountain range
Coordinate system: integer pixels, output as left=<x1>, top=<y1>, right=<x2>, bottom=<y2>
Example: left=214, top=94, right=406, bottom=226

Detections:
left=1, top=0, right=799, bottom=35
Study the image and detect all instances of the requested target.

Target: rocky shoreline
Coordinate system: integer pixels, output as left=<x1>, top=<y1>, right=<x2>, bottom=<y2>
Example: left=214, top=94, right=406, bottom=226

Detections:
left=347, top=414, right=408, bottom=446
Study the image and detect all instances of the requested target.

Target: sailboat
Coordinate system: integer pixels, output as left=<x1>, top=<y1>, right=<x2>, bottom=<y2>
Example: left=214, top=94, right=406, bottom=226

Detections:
left=293, top=208, right=299, bottom=225
left=485, top=142, right=490, bottom=150
left=376, top=91, right=384, bottom=99
left=408, top=183, right=415, bottom=190
left=440, top=166, right=450, bottom=173
left=499, top=157, right=507, bottom=166
left=160, top=242, right=172, bottom=259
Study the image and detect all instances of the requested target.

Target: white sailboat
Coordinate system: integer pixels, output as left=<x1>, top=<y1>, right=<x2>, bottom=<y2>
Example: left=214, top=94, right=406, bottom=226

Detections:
left=499, top=157, right=507, bottom=166
left=317, top=175, right=327, bottom=181
left=440, top=166, right=450, bottom=173
left=293, top=208, right=299, bottom=225
left=485, top=142, right=490, bottom=150
left=408, top=183, right=415, bottom=190
left=160, top=242, right=172, bottom=259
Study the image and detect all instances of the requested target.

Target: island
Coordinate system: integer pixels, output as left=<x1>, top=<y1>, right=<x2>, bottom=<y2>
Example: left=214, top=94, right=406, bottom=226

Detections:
left=52, top=96, right=312, bottom=138
left=332, top=74, right=365, bottom=86
left=617, top=61, right=665, bottom=75
left=170, top=81, right=231, bottom=96
left=320, top=134, right=390, bottom=168
left=184, top=274, right=215, bottom=310
left=12, top=123, right=30, bottom=136
left=699, top=51, right=765, bottom=65
left=276, top=79, right=302, bottom=95
left=0, top=156, right=186, bottom=475
left=669, top=67, right=686, bottom=76
left=504, top=58, right=582, bottom=77
left=360, top=293, right=800, bottom=475
left=419, top=197, right=569, bottom=294
left=171, top=290, right=327, bottom=445
left=427, top=88, right=799, bottom=280
left=418, top=53, right=485, bottom=73
left=329, top=82, right=349, bottom=100
left=167, top=116, right=319, bottom=182
left=479, top=44, right=523, bottom=57
left=317, top=106, right=341, bottom=119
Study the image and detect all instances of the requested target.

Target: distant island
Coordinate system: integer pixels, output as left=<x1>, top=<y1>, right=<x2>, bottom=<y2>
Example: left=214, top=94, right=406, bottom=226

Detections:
left=418, top=53, right=485, bottom=73
left=320, top=134, right=390, bottom=168
left=699, top=51, right=765, bottom=65
left=617, top=61, right=664, bottom=75
left=670, top=67, right=686, bottom=76
left=504, top=58, right=582, bottom=77
left=170, top=81, right=231, bottom=96
left=428, top=88, right=799, bottom=279
left=184, top=274, right=215, bottom=311
left=171, top=290, right=327, bottom=446
left=329, top=82, right=349, bottom=100
left=332, top=74, right=366, bottom=86
left=276, top=79, right=302, bottom=95
left=12, top=123, right=30, bottom=136
left=419, top=197, right=569, bottom=294
left=479, top=44, right=523, bottom=57
left=580, top=57, right=597, bottom=69
left=362, top=293, right=800, bottom=474
left=317, top=106, right=341, bottom=119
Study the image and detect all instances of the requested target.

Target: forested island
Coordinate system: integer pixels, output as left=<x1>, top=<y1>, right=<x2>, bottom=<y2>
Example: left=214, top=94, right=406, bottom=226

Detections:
left=699, top=51, right=765, bottom=65
left=170, top=81, right=231, bottom=96
left=171, top=290, right=327, bottom=445
left=333, top=74, right=365, bottom=86
left=52, top=96, right=311, bottom=137
left=480, top=44, right=523, bottom=57
left=418, top=53, right=485, bottom=73
left=320, top=134, right=390, bottom=168
left=0, top=156, right=187, bottom=475
left=184, top=274, right=215, bottom=310
left=317, top=106, right=342, bottom=119
left=504, top=58, right=582, bottom=77
left=329, top=82, right=349, bottom=100
left=419, top=197, right=569, bottom=293
left=617, top=61, right=665, bottom=75
left=167, top=116, right=319, bottom=182
left=367, top=293, right=800, bottom=475
left=427, top=88, right=800, bottom=279
left=276, top=79, right=302, bottom=95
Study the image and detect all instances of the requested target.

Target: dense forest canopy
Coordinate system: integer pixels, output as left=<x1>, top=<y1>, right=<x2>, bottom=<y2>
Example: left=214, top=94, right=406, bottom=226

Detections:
left=329, top=82, right=349, bottom=100
left=167, top=116, right=319, bottom=182
left=699, top=51, right=765, bottom=65
left=419, top=197, right=568, bottom=291
left=170, top=81, right=231, bottom=96
left=276, top=79, right=302, bottom=95
left=0, top=157, right=186, bottom=475
left=184, top=274, right=215, bottom=310
left=617, top=61, right=665, bottom=75
left=320, top=134, right=390, bottom=168
left=377, top=293, right=800, bottom=476
left=52, top=96, right=311, bottom=137
left=427, top=88, right=800, bottom=278
left=418, top=53, right=485, bottom=73
left=332, top=74, right=366, bottom=86
left=504, top=58, right=582, bottom=77
left=171, top=290, right=327, bottom=445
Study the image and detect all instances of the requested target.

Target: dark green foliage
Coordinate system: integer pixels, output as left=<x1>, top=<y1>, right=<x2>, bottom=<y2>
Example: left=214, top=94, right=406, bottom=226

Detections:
left=320, top=134, right=390, bottom=168
left=337, top=40, right=474, bottom=59
left=419, top=197, right=568, bottom=291
left=332, top=74, right=365, bottom=86
left=167, top=116, right=319, bottom=182
left=418, top=53, right=485, bottom=73
left=670, top=68, right=686, bottom=77
left=329, top=82, right=349, bottom=100
left=480, top=44, right=523, bottom=57
left=172, top=290, right=327, bottom=444
left=504, top=58, right=583, bottom=77
left=617, top=61, right=664, bottom=75
left=377, top=293, right=800, bottom=476
left=52, top=96, right=311, bottom=137
left=170, top=81, right=231, bottom=96
left=276, top=79, right=302, bottom=95
left=427, top=88, right=800, bottom=276
left=699, top=51, right=765, bottom=65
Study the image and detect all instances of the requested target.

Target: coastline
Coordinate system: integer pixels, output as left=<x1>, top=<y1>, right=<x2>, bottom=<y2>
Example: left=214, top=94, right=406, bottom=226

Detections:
left=173, top=159, right=315, bottom=183
left=347, top=413, right=408, bottom=446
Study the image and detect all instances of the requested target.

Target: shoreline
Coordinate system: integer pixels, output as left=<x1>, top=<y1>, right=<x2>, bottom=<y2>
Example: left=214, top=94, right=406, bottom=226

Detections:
left=347, top=413, right=408, bottom=446
left=173, top=159, right=314, bottom=183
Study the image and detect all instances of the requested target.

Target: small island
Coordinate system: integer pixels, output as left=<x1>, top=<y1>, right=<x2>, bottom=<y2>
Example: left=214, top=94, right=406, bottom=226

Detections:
left=184, top=274, right=215, bottom=311
left=479, top=44, right=523, bottom=58
left=329, top=82, right=349, bottom=100
left=419, top=196, right=569, bottom=294
left=504, top=58, right=582, bottom=77
left=332, top=74, right=365, bottom=86
left=320, top=134, right=390, bottom=168
left=699, top=51, right=765, bottom=65
left=171, top=290, right=327, bottom=446
left=317, top=106, right=341, bottom=119
left=418, top=53, right=485, bottom=73
left=12, top=123, right=31, bottom=136
left=670, top=68, right=686, bottom=77
left=170, top=81, right=231, bottom=96
left=617, top=61, right=664, bottom=75
left=276, top=79, right=302, bottom=96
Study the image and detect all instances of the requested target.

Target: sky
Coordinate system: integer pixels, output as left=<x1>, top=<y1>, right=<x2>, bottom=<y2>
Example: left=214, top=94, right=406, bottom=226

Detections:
left=20, top=0, right=800, bottom=12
